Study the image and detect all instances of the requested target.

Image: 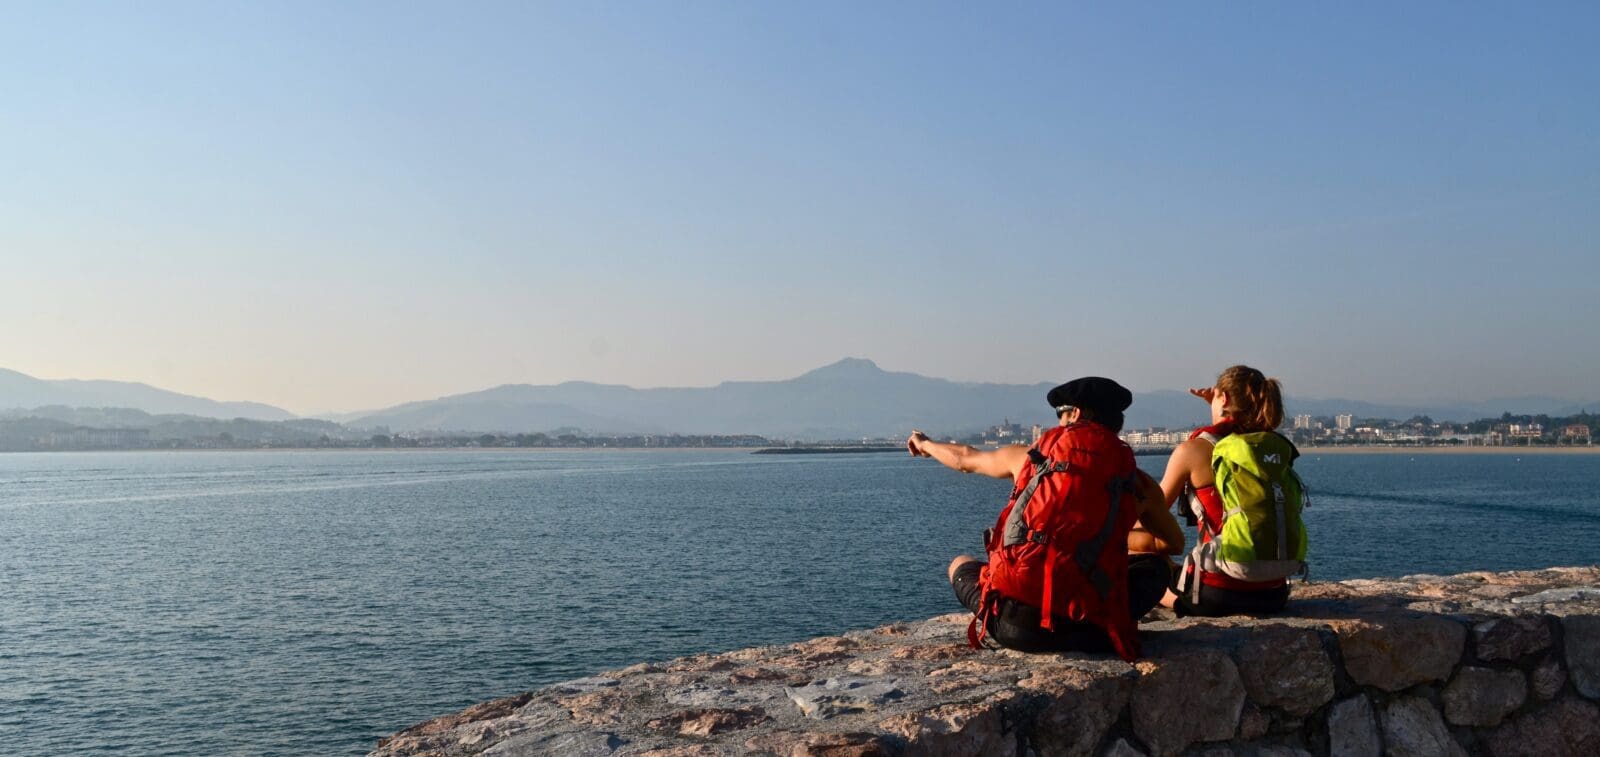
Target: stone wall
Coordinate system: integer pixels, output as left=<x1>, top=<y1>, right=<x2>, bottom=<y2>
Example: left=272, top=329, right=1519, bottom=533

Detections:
left=372, top=567, right=1600, bottom=756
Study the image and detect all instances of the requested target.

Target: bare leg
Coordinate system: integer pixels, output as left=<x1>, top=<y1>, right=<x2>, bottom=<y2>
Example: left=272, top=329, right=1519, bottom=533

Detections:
left=948, top=554, right=979, bottom=583
left=1159, top=588, right=1179, bottom=609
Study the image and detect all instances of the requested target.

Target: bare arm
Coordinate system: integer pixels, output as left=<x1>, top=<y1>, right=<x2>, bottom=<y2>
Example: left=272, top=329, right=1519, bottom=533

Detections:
left=1129, top=470, right=1185, bottom=555
left=906, top=430, right=1028, bottom=480
left=1159, top=438, right=1211, bottom=508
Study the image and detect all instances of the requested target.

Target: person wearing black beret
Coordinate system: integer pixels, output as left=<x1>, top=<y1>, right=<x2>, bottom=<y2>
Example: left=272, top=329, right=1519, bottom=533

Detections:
left=906, top=377, right=1184, bottom=657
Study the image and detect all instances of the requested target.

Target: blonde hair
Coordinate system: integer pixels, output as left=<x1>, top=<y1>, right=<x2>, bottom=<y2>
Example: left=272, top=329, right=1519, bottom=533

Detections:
left=1216, top=365, right=1284, bottom=432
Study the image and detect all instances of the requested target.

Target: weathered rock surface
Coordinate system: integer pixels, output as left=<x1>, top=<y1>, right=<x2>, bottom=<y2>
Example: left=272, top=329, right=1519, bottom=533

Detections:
left=1530, top=654, right=1566, bottom=700
left=1472, top=617, right=1552, bottom=661
left=1019, top=665, right=1133, bottom=756
left=786, top=678, right=906, bottom=720
left=1562, top=614, right=1600, bottom=698
left=1235, top=627, right=1335, bottom=716
left=1480, top=697, right=1600, bottom=757
left=878, top=694, right=1018, bottom=756
left=1382, top=695, right=1467, bottom=757
left=1443, top=666, right=1526, bottom=726
left=1324, top=694, right=1380, bottom=757
left=1237, top=703, right=1270, bottom=741
left=1337, top=614, right=1466, bottom=691
left=372, top=567, right=1600, bottom=756
left=1101, top=737, right=1146, bottom=757
left=1132, top=650, right=1245, bottom=756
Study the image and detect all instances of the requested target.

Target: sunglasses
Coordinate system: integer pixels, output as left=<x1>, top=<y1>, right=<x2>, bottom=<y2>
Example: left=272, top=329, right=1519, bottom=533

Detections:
left=1054, top=404, right=1076, bottom=419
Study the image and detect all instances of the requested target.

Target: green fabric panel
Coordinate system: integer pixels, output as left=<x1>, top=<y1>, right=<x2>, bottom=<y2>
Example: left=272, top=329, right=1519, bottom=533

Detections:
left=1215, top=459, right=1260, bottom=563
left=1210, top=432, right=1308, bottom=564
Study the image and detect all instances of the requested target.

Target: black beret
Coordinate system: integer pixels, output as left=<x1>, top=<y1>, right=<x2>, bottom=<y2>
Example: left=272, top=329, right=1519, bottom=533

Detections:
left=1046, top=376, right=1133, bottom=414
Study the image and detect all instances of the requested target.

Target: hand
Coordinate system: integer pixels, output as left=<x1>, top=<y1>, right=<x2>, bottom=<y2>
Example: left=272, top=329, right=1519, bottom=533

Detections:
left=1188, top=387, right=1216, bottom=403
left=906, top=430, right=931, bottom=457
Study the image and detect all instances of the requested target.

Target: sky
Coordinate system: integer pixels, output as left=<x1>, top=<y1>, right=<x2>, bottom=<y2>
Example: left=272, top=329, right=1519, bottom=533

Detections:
left=3, top=2, right=1596, bottom=415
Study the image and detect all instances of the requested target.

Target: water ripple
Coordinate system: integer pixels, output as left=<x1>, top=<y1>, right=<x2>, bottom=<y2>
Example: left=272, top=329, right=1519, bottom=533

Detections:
left=1, top=449, right=1595, bottom=754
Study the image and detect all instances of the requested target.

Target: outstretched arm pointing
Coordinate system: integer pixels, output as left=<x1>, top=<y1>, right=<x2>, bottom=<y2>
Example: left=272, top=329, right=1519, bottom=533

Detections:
left=906, top=430, right=1027, bottom=480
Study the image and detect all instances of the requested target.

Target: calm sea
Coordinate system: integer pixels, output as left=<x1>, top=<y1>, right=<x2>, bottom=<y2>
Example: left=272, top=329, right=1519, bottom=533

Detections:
left=2, top=449, right=1597, bottom=755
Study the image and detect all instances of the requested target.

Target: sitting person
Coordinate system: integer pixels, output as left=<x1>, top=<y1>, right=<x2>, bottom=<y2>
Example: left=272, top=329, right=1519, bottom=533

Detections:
left=1160, top=365, right=1301, bottom=616
left=907, top=377, right=1184, bottom=661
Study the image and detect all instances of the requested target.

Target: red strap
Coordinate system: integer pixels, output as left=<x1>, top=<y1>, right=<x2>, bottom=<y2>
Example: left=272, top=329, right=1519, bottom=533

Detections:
left=1039, top=544, right=1057, bottom=631
left=966, top=585, right=999, bottom=649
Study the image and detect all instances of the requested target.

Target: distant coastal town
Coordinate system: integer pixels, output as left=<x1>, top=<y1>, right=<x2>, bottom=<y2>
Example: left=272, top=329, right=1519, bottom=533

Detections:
left=0, top=405, right=1594, bottom=452
left=961, top=412, right=1598, bottom=451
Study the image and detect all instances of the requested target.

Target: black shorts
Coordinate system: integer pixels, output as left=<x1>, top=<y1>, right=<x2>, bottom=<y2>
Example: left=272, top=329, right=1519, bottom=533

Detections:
left=1170, top=570, right=1290, bottom=618
left=950, top=555, right=1171, bottom=654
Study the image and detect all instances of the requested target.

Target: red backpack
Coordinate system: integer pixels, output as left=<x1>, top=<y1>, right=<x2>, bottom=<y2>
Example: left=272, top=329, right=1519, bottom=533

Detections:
left=968, top=422, right=1143, bottom=661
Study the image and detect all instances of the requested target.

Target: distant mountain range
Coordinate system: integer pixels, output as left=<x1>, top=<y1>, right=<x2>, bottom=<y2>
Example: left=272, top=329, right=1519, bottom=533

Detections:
left=336, top=358, right=1058, bottom=439
left=0, top=368, right=293, bottom=421
left=335, top=359, right=1595, bottom=439
left=1, top=360, right=1591, bottom=440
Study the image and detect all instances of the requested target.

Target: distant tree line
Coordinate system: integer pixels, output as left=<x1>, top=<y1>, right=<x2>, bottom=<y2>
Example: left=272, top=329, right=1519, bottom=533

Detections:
left=1460, top=411, right=1598, bottom=436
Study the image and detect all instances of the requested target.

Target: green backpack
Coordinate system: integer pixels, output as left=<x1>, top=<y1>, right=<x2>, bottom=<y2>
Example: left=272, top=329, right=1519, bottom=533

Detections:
left=1181, top=431, right=1308, bottom=601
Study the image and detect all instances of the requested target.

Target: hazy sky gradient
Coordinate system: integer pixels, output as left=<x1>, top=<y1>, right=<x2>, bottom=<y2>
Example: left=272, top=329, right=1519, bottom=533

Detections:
left=4, top=2, right=1597, bottom=414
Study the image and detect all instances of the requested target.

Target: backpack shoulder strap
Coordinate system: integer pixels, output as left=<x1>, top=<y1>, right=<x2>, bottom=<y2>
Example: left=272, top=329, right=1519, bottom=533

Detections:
left=1271, top=430, right=1302, bottom=462
left=1001, top=447, right=1069, bottom=547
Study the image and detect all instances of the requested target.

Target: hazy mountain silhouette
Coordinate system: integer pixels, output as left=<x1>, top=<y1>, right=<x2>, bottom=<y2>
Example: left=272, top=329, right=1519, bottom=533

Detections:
left=341, top=358, right=1590, bottom=439
left=4, top=361, right=1586, bottom=439
left=343, top=358, right=1050, bottom=438
left=0, top=368, right=294, bottom=421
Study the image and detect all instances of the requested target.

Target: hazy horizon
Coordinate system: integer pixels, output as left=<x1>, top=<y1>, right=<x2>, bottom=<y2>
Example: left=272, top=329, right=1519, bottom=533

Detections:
left=4, top=3, right=1596, bottom=414
left=4, top=357, right=1595, bottom=420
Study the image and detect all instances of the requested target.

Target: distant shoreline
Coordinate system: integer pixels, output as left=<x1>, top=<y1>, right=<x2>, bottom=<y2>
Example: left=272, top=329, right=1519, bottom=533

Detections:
left=0, top=446, right=773, bottom=455
left=7, top=444, right=1596, bottom=457
left=1297, top=445, right=1600, bottom=455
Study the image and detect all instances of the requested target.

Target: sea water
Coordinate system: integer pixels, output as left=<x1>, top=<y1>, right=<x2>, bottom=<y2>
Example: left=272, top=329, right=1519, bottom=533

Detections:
left=2, top=449, right=1596, bottom=755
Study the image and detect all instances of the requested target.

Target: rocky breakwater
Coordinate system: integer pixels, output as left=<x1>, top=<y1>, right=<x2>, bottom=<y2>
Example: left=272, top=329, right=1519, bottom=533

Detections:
left=373, top=567, right=1600, bottom=756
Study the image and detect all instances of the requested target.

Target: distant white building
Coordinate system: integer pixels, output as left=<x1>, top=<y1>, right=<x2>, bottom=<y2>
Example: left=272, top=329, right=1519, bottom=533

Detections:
left=1118, top=428, right=1192, bottom=447
left=1293, top=414, right=1314, bottom=430
left=1336, top=414, right=1354, bottom=431
left=1508, top=423, right=1543, bottom=438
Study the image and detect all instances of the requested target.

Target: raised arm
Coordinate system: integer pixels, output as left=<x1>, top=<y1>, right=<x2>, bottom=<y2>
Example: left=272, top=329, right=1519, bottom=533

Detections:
left=906, top=430, right=1028, bottom=480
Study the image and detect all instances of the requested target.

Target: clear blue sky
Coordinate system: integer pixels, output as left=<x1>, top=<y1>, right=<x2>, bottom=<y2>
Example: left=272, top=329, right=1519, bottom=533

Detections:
left=3, top=2, right=1596, bottom=413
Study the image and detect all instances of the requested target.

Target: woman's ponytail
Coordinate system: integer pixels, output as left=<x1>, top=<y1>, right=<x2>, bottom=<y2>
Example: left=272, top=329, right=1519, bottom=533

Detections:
left=1255, top=377, right=1285, bottom=431
left=1217, top=365, right=1285, bottom=432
